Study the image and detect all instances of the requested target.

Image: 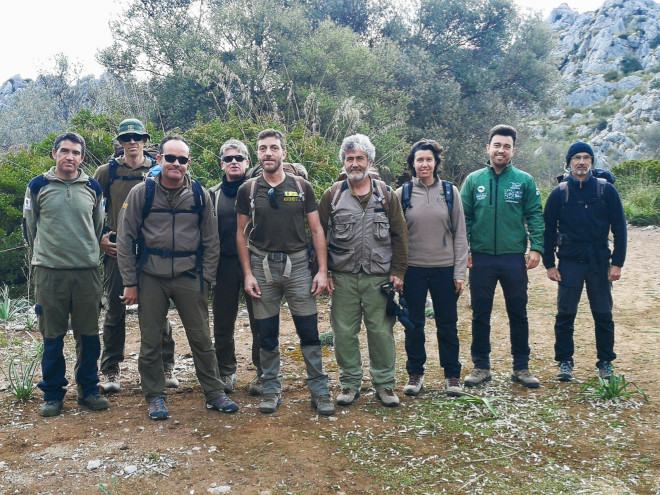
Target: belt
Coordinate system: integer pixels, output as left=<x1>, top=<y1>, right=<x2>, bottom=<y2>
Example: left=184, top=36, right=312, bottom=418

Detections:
left=248, top=245, right=307, bottom=283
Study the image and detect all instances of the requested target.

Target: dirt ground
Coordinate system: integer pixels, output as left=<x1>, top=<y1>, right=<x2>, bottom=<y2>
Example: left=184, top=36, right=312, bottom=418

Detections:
left=0, top=226, right=658, bottom=494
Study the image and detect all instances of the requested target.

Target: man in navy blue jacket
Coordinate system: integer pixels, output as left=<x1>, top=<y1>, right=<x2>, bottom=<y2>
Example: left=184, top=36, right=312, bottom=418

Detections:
left=543, top=142, right=627, bottom=382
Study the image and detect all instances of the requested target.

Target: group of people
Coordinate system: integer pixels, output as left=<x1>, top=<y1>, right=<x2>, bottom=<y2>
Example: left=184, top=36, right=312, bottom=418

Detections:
left=23, top=120, right=627, bottom=421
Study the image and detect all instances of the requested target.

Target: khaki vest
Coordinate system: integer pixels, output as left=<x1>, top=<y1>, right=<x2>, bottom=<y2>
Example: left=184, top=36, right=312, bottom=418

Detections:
left=327, top=187, right=393, bottom=274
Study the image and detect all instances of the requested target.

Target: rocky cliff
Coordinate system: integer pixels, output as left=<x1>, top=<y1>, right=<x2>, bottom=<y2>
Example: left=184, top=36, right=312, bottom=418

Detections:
left=537, top=0, right=660, bottom=165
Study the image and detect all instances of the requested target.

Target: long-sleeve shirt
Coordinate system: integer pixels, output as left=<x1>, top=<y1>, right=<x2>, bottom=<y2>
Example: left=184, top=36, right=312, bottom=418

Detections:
left=543, top=173, right=627, bottom=268
left=395, top=178, right=468, bottom=280
left=117, top=174, right=219, bottom=286
left=23, top=167, right=103, bottom=269
left=460, top=162, right=544, bottom=255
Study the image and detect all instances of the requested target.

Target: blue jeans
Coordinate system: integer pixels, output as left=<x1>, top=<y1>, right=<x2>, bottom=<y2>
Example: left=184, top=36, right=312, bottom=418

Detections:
left=554, top=258, right=615, bottom=367
left=469, top=253, right=530, bottom=371
left=403, top=266, right=461, bottom=378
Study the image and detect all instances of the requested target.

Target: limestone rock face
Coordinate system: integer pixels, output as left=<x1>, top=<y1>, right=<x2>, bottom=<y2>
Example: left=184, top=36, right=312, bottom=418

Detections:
left=540, top=0, right=660, bottom=166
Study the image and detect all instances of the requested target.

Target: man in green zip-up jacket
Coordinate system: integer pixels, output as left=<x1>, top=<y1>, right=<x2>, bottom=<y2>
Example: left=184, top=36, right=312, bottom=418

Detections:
left=460, top=125, right=544, bottom=389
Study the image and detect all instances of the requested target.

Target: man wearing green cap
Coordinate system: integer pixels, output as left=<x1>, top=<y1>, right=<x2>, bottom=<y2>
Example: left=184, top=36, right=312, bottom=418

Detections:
left=93, top=119, right=177, bottom=393
left=543, top=142, right=627, bottom=383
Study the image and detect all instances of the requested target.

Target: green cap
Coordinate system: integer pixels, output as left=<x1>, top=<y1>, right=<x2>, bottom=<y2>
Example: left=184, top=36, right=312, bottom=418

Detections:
left=116, top=118, right=150, bottom=140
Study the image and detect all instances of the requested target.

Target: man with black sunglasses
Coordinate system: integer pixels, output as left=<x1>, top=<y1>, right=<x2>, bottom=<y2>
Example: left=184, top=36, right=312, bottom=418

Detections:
left=236, top=129, right=334, bottom=415
left=117, top=136, right=237, bottom=420
left=208, top=139, right=261, bottom=396
left=93, top=119, right=177, bottom=394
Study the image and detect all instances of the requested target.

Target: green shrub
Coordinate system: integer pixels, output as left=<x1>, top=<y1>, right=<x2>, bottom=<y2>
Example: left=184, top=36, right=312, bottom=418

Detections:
left=650, top=33, right=660, bottom=49
left=603, top=70, right=621, bottom=82
left=621, top=55, right=643, bottom=75
left=613, top=159, right=660, bottom=226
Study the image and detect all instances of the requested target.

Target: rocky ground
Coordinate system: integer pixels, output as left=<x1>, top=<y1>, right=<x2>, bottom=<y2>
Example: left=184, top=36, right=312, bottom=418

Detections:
left=0, top=226, right=658, bottom=494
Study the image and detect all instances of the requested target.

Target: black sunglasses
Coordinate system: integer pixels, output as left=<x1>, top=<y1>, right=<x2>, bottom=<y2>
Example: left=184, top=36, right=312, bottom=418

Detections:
left=118, top=134, right=146, bottom=143
left=222, top=155, right=247, bottom=163
left=268, top=188, right=278, bottom=209
left=163, top=154, right=190, bottom=165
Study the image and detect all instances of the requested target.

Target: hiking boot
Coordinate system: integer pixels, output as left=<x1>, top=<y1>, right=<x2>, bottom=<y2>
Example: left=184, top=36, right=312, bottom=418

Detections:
left=336, top=388, right=360, bottom=406
left=311, top=394, right=335, bottom=416
left=148, top=397, right=169, bottom=420
left=207, top=395, right=239, bottom=414
left=511, top=369, right=540, bottom=388
left=444, top=377, right=463, bottom=397
left=219, top=374, right=237, bottom=394
left=99, top=370, right=121, bottom=394
left=77, top=394, right=110, bottom=411
left=258, top=393, right=282, bottom=414
left=40, top=400, right=63, bottom=417
left=403, top=373, right=424, bottom=396
left=164, top=370, right=179, bottom=389
left=375, top=388, right=400, bottom=407
left=464, top=368, right=492, bottom=387
left=598, top=361, right=615, bottom=381
left=248, top=375, right=265, bottom=396
left=557, top=361, right=574, bottom=382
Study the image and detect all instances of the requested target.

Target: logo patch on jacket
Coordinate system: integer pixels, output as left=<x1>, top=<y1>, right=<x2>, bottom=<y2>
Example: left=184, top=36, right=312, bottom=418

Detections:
left=504, top=182, right=522, bottom=202
left=122, top=202, right=128, bottom=209
left=24, top=197, right=31, bottom=211
left=283, top=191, right=300, bottom=202
left=476, top=185, right=487, bottom=201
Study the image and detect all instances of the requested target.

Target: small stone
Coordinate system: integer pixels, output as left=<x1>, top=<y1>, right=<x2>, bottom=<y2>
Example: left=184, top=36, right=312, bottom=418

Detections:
left=86, top=459, right=101, bottom=470
left=124, top=465, right=138, bottom=474
left=208, top=486, right=231, bottom=494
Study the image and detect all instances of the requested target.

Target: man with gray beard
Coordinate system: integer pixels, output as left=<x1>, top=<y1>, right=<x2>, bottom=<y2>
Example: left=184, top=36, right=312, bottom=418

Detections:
left=318, top=134, right=408, bottom=408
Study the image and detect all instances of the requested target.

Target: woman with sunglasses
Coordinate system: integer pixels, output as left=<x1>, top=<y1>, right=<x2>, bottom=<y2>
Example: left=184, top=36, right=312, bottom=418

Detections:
left=395, top=140, right=468, bottom=397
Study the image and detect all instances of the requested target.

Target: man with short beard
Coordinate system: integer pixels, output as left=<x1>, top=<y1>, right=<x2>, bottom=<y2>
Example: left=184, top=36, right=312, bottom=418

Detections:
left=460, top=124, right=544, bottom=389
left=318, top=134, right=408, bottom=408
left=542, top=142, right=626, bottom=383
left=93, top=119, right=177, bottom=393
left=236, top=129, right=333, bottom=415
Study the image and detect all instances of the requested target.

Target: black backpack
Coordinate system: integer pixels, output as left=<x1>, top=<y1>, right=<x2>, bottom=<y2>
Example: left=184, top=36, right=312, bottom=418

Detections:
left=400, top=180, right=455, bottom=235
left=134, top=177, right=206, bottom=291
left=557, top=168, right=615, bottom=206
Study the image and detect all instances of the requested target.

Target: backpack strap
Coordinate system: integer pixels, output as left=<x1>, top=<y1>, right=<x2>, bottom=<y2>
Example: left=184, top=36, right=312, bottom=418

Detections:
left=442, top=180, right=455, bottom=235
left=246, top=177, right=259, bottom=231
left=559, top=181, right=569, bottom=207
left=372, top=179, right=391, bottom=216
left=135, top=178, right=206, bottom=292
left=105, top=157, right=155, bottom=211
left=292, top=175, right=307, bottom=215
left=401, top=180, right=413, bottom=214
left=596, top=177, right=607, bottom=199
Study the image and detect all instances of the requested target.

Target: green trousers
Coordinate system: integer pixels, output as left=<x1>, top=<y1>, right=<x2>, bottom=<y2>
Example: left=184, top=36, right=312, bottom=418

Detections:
left=137, top=272, right=223, bottom=403
left=330, top=271, right=396, bottom=391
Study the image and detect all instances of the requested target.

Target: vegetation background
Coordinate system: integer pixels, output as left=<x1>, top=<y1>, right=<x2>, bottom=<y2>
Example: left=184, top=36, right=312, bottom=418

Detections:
left=0, top=0, right=658, bottom=294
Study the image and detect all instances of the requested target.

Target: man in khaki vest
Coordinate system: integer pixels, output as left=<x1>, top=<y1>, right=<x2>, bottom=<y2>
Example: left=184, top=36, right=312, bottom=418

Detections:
left=318, top=134, right=408, bottom=408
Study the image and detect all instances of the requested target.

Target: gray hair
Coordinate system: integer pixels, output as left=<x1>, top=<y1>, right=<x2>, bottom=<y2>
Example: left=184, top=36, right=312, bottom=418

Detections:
left=339, top=134, right=375, bottom=163
left=220, top=139, right=249, bottom=160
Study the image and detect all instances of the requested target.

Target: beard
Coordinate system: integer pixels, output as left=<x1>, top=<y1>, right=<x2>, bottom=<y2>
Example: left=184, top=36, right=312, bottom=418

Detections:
left=347, top=168, right=367, bottom=182
left=261, top=158, right=282, bottom=173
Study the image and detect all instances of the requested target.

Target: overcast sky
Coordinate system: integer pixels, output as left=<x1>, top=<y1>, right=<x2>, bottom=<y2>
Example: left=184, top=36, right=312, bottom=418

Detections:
left=0, top=0, right=631, bottom=85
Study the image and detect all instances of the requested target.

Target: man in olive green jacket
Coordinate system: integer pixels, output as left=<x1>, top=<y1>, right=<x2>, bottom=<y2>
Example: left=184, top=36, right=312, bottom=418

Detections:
left=117, top=136, right=237, bottom=420
left=23, top=132, right=109, bottom=417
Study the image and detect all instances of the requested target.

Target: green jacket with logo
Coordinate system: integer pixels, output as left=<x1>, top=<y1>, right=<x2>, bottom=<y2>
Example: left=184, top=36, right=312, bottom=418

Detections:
left=460, top=162, right=544, bottom=256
